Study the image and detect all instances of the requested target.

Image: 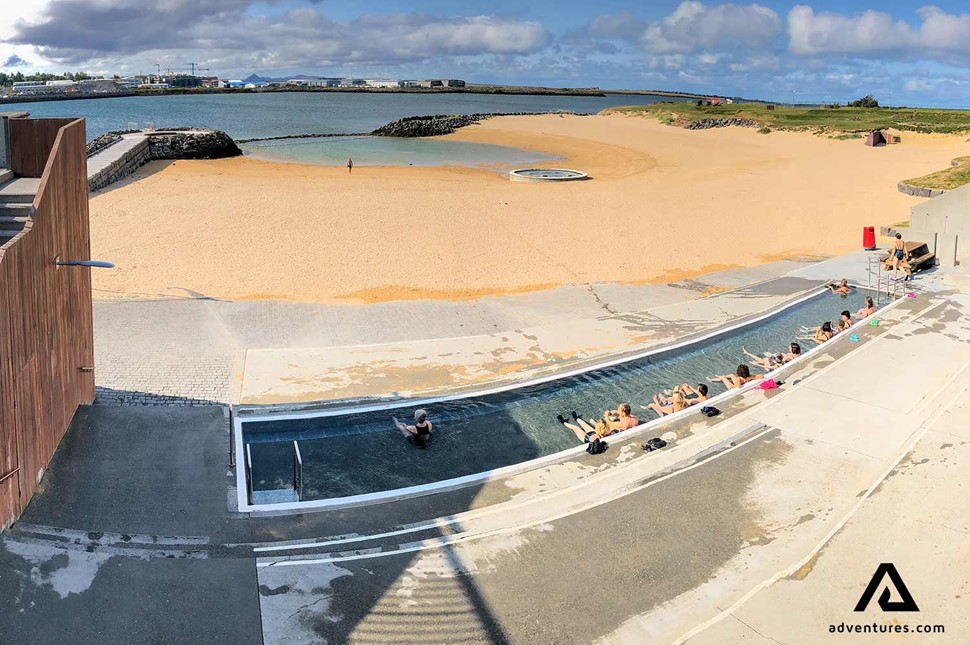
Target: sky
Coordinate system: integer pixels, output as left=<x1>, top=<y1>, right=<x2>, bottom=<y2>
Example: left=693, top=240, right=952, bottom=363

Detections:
left=1, top=1, right=969, bottom=107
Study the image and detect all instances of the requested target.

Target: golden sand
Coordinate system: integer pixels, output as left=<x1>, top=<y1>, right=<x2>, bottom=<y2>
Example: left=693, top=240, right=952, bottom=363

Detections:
left=88, top=113, right=970, bottom=304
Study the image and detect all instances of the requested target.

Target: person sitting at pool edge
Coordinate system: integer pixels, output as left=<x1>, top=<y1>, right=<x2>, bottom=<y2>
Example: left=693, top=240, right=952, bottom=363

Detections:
left=827, top=278, right=851, bottom=295
left=784, top=342, right=801, bottom=362
left=646, top=383, right=708, bottom=416
left=814, top=321, right=834, bottom=344
left=856, top=296, right=876, bottom=319
left=709, top=364, right=764, bottom=389
left=394, top=409, right=433, bottom=449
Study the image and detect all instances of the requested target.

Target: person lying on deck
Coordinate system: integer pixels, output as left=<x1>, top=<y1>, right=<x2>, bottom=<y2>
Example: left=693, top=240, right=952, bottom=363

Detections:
left=709, top=364, right=764, bottom=389
left=826, top=279, right=851, bottom=295
left=394, top=409, right=433, bottom=449
left=855, top=296, right=877, bottom=319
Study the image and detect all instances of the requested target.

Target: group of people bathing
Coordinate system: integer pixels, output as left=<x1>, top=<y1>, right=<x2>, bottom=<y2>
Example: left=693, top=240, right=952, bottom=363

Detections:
left=397, top=284, right=880, bottom=449
left=560, top=284, right=879, bottom=445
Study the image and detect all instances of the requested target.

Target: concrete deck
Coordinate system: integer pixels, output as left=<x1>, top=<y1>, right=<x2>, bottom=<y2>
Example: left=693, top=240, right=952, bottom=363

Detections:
left=4, top=284, right=968, bottom=643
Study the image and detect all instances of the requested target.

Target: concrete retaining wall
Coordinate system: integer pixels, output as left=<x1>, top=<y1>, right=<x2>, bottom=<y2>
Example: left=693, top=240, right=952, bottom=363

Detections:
left=897, top=157, right=965, bottom=197
left=88, top=138, right=149, bottom=192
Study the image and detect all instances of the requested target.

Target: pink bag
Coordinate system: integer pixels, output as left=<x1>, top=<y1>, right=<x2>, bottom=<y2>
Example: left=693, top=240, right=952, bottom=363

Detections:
left=757, top=379, right=779, bottom=390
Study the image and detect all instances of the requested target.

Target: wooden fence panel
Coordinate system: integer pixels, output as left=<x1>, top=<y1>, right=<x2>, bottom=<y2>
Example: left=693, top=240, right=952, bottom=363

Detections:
left=0, top=118, right=94, bottom=531
left=7, top=118, right=74, bottom=178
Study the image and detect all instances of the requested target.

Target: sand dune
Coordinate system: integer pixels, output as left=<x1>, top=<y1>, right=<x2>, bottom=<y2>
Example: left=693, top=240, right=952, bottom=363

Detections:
left=88, top=112, right=970, bottom=303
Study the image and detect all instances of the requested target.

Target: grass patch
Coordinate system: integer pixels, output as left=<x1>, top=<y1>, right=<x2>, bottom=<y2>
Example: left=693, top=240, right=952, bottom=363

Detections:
left=902, top=156, right=970, bottom=191
left=612, top=102, right=970, bottom=135
left=757, top=126, right=771, bottom=134
left=829, top=133, right=865, bottom=140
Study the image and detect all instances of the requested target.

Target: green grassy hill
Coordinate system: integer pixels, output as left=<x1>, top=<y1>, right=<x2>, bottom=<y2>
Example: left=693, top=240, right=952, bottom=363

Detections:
left=610, top=102, right=970, bottom=134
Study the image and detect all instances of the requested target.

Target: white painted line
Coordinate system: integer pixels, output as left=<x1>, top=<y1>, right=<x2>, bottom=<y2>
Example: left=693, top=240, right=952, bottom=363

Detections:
left=236, top=289, right=912, bottom=514
left=671, top=355, right=970, bottom=645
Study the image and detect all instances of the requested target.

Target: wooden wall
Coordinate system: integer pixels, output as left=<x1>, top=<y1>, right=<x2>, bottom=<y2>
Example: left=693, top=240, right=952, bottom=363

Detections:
left=0, top=118, right=94, bottom=531
left=8, top=118, right=75, bottom=178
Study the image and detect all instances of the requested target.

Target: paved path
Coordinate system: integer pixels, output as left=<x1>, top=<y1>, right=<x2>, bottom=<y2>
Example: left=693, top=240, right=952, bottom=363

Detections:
left=85, top=132, right=146, bottom=182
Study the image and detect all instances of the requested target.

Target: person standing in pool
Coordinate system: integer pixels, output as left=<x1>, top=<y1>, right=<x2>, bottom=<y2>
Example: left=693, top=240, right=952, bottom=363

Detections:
left=347, top=158, right=353, bottom=174
left=394, top=409, right=433, bottom=449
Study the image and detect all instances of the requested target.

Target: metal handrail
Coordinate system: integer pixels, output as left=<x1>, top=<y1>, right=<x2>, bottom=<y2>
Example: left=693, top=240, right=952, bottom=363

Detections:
left=245, top=444, right=253, bottom=506
left=293, top=441, right=303, bottom=502
left=0, top=468, right=19, bottom=485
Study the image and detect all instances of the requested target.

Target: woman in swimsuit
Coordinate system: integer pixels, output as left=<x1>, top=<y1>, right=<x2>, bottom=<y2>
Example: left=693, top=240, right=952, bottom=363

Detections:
left=709, top=364, right=763, bottom=390
left=393, top=409, right=433, bottom=449
left=890, top=233, right=906, bottom=280
left=647, top=389, right=688, bottom=417
left=813, top=321, right=833, bottom=344
left=856, top=296, right=877, bottom=319
left=826, top=278, right=851, bottom=296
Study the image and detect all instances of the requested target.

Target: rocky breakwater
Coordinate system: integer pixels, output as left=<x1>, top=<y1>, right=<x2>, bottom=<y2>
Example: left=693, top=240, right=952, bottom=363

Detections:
left=371, top=112, right=576, bottom=137
left=146, top=129, right=242, bottom=160
left=686, top=118, right=761, bottom=130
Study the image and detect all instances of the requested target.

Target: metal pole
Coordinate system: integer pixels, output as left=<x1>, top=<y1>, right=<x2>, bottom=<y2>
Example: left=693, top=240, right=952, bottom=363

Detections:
left=228, top=404, right=235, bottom=468
left=245, top=444, right=253, bottom=506
left=293, top=441, right=303, bottom=501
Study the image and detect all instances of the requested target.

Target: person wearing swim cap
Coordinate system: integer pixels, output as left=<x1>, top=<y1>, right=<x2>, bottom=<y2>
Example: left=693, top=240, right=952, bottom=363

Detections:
left=393, top=409, right=434, bottom=449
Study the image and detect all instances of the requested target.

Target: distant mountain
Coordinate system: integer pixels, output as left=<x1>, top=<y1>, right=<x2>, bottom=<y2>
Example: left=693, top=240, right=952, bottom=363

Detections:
left=242, top=73, right=337, bottom=83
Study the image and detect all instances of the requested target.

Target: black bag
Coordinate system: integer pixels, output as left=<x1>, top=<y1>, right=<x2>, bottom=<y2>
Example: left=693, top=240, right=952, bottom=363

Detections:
left=701, top=406, right=721, bottom=418
left=586, top=438, right=608, bottom=455
left=642, top=437, right=668, bottom=452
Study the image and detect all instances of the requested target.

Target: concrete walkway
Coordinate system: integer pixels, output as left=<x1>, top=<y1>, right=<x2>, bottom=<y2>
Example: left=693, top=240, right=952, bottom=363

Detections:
left=86, top=133, right=147, bottom=181
left=92, top=258, right=840, bottom=406
left=4, top=287, right=968, bottom=643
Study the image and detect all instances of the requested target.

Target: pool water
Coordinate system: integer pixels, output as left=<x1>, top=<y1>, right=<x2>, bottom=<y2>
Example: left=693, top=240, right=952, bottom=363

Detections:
left=245, top=290, right=878, bottom=500
left=240, top=135, right=557, bottom=168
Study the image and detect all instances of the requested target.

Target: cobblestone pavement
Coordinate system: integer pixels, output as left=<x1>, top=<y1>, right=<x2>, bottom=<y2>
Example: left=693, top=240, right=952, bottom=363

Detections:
left=92, top=260, right=815, bottom=406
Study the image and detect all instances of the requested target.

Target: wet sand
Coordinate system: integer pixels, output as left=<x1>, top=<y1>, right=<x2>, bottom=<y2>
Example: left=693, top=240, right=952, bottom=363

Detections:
left=88, top=113, right=970, bottom=303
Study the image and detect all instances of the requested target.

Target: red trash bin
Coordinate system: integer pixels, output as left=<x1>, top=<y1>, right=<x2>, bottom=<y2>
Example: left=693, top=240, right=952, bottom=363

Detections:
left=862, top=226, right=876, bottom=250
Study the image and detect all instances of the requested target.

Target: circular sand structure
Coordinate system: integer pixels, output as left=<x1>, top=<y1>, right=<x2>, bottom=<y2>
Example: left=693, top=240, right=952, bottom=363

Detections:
left=509, top=168, right=588, bottom=182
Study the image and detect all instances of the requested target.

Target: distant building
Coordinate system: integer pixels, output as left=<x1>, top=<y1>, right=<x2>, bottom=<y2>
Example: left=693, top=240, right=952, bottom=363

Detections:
left=417, top=80, right=444, bottom=88
left=399, top=80, right=419, bottom=87
left=445, top=79, right=465, bottom=87
left=416, top=79, right=464, bottom=88
left=365, top=80, right=400, bottom=88
left=339, top=78, right=366, bottom=87
left=169, top=75, right=203, bottom=88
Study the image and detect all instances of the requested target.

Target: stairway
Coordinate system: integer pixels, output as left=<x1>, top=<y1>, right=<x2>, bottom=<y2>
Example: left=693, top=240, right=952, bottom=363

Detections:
left=0, top=173, right=38, bottom=248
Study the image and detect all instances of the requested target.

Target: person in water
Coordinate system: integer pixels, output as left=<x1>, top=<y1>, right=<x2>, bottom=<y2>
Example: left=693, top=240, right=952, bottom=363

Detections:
left=856, top=296, right=877, bottom=319
left=394, top=409, right=433, bottom=449
left=559, top=404, right=638, bottom=443
left=826, top=278, right=851, bottom=295
left=783, top=342, right=802, bottom=362
left=742, top=346, right=787, bottom=371
left=709, top=364, right=763, bottom=389
left=647, top=389, right=688, bottom=417
left=813, top=321, right=834, bottom=344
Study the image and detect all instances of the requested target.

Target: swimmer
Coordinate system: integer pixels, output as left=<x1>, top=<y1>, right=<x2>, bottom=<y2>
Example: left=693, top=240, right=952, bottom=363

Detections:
left=709, top=364, right=764, bottom=389
left=393, top=409, right=433, bottom=449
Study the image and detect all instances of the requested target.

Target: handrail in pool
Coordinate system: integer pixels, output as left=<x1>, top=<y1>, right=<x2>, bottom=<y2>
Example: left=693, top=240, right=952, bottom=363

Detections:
left=234, top=285, right=909, bottom=514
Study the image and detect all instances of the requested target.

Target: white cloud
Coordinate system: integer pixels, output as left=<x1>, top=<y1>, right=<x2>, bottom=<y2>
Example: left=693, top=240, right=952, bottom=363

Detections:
left=788, top=5, right=970, bottom=59
left=643, top=1, right=781, bottom=54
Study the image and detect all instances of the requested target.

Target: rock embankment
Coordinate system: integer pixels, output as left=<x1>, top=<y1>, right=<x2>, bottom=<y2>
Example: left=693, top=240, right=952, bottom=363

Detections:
left=686, top=118, right=761, bottom=130
left=371, top=112, right=577, bottom=137
left=147, top=129, right=242, bottom=159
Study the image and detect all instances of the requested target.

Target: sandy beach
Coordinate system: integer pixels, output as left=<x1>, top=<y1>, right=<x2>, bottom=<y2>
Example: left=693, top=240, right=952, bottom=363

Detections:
left=88, top=113, right=970, bottom=304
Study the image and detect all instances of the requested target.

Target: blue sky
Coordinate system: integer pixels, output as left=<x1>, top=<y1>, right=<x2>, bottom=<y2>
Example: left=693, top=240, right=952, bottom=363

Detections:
left=2, top=1, right=970, bottom=107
